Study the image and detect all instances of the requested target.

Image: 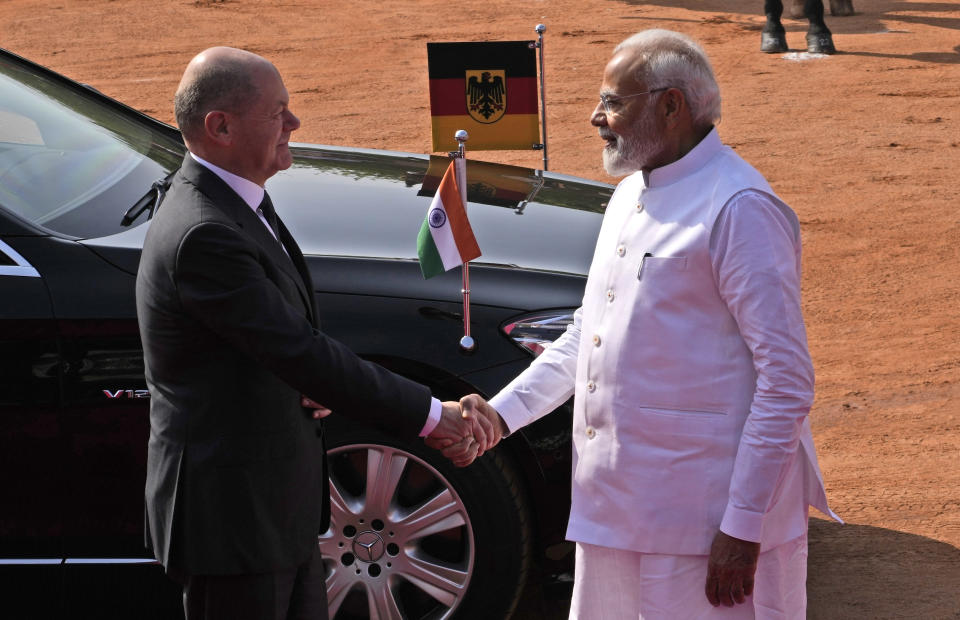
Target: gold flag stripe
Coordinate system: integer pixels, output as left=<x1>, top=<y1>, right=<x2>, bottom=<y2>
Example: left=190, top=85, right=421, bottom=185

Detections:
left=431, top=115, right=539, bottom=152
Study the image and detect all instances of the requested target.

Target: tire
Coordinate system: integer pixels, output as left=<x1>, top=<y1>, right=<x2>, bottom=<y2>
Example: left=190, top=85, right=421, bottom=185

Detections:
left=320, top=425, right=532, bottom=620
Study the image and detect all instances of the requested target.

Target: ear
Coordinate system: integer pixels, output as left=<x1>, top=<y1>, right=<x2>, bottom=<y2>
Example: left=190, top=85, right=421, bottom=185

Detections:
left=661, top=87, right=688, bottom=129
left=202, top=110, right=233, bottom=146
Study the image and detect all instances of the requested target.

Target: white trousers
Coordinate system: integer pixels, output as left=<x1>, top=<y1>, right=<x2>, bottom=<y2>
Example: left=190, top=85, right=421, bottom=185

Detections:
left=569, top=534, right=808, bottom=620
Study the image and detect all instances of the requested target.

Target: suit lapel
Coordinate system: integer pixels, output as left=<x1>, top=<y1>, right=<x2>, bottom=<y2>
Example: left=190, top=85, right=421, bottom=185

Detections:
left=178, top=156, right=315, bottom=322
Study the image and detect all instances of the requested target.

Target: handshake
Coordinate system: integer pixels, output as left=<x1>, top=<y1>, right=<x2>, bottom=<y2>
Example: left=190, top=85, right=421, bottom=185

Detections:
left=302, top=393, right=506, bottom=467
left=425, top=395, right=507, bottom=467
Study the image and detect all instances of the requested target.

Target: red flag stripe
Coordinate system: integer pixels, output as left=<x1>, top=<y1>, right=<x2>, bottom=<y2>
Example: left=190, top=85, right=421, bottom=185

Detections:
left=429, top=77, right=539, bottom=116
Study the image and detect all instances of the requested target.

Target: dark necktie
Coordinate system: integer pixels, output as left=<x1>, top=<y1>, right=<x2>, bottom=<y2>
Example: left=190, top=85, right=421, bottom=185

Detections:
left=259, top=193, right=311, bottom=320
left=257, top=192, right=281, bottom=241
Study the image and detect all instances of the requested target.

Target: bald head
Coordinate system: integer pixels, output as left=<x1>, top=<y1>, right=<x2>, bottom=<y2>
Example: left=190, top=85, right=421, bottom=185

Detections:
left=174, top=47, right=275, bottom=142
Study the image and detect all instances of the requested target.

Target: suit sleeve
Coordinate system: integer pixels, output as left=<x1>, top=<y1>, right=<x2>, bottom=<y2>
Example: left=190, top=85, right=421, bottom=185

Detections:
left=710, top=190, right=815, bottom=542
left=174, top=220, right=431, bottom=436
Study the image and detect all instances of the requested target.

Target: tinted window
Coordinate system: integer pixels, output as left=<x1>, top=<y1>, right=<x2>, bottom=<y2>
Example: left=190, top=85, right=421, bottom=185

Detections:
left=0, top=56, right=185, bottom=238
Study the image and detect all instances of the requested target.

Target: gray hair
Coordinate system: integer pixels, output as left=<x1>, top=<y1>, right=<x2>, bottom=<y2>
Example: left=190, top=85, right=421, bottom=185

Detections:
left=613, top=29, right=721, bottom=127
left=174, top=58, right=259, bottom=140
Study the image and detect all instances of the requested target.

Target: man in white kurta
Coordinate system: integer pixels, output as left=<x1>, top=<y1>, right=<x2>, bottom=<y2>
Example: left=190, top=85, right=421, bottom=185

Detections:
left=459, top=30, right=840, bottom=619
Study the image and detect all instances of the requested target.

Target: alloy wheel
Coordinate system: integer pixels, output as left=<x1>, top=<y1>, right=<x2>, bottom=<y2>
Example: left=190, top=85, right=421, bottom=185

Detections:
left=319, top=443, right=475, bottom=619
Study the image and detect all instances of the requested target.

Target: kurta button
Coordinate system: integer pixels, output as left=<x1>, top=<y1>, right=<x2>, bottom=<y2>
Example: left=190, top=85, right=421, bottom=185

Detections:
left=606, top=290, right=615, bottom=302
left=586, top=380, right=596, bottom=392
left=592, top=334, right=601, bottom=347
left=616, top=245, right=626, bottom=257
left=637, top=202, right=644, bottom=212
left=585, top=426, right=596, bottom=439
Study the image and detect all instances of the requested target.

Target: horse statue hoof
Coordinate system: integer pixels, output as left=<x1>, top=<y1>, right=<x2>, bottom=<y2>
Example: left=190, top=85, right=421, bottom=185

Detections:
left=830, top=0, right=855, bottom=16
left=761, top=31, right=788, bottom=53
left=806, top=32, right=837, bottom=54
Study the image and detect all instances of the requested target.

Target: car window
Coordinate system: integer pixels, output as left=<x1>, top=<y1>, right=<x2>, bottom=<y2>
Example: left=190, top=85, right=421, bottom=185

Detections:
left=0, top=56, right=185, bottom=238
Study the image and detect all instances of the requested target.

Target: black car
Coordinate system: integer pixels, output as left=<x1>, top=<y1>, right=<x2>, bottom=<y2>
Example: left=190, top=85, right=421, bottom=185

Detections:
left=0, top=47, right=612, bottom=619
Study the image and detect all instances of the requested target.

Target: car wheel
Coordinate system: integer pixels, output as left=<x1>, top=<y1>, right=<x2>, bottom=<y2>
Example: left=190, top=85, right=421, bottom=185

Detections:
left=320, top=428, right=531, bottom=620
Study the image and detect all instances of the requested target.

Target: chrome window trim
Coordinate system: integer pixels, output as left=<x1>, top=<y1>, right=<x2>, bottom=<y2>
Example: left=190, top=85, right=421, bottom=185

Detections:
left=0, top=239, right=40, bottom=278
left=0, top=558, right=158, bottom=565
left=64, top=558, right=158, bottom=565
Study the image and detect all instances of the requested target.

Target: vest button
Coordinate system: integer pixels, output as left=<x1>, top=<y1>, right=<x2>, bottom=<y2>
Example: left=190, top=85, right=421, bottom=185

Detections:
left=592, top=334, right=601, bottom=347
left=585, top=426, right=597, bottom=439
left=637, top=202, right=645, bottom=212
left=586, top=380, right=596, bottom=392
left=606, top=289, right=615, bottom=302
left=616, top=245, right=626, bottom=257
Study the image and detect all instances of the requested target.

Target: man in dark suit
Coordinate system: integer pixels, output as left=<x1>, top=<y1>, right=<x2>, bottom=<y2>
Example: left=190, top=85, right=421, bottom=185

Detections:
left=135, top=47, right=497, bottom=620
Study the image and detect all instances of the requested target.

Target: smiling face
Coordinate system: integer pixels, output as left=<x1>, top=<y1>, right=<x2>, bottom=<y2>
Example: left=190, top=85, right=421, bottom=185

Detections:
left=590, top=51, right=669, bottom=176
left=229, top=64, right=301, bottom=186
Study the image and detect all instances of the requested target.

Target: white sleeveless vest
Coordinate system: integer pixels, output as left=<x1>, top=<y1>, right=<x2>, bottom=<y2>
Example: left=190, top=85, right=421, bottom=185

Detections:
left=565, top=131, right=835, bottom=554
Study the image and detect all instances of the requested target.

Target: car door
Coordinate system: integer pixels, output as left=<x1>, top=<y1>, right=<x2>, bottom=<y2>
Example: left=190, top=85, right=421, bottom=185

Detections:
left=0, top=235, right=65, bottom=615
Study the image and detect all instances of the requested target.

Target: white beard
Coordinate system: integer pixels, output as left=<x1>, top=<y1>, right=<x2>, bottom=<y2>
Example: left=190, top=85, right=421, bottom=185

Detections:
left=600, top=104, right=665, bottom=176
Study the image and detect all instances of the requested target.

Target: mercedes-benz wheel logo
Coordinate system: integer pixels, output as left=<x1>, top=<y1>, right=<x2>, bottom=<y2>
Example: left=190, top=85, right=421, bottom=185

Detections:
left=352, top=531, right=386, bottom=563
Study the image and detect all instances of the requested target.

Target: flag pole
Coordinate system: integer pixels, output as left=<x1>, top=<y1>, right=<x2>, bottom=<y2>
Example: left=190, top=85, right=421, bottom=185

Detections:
left=454, top=129, right=475, bottom=353
left=535, top=23, right=548, bottom=171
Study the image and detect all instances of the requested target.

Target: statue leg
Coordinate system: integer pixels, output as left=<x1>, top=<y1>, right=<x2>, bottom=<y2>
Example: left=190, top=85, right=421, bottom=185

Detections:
left=804, top=0, right=837, bottom=53
left=762, top=0, right=789, bottom=53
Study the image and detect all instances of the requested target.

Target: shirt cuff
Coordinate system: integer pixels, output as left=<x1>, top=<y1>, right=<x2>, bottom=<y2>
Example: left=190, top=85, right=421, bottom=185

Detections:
left=719, top=504, right=765, bottom=543
left=418, top=397, right=442, bottom=437
left=487, top=390, right=529, bottom=436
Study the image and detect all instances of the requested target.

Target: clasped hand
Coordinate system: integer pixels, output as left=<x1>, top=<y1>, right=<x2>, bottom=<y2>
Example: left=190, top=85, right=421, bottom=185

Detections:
left=424, top=394, right=506, bottom=467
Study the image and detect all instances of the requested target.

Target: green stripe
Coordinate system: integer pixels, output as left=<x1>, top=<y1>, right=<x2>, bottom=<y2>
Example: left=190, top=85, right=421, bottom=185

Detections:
left=417, top=218, right=445, bottom=279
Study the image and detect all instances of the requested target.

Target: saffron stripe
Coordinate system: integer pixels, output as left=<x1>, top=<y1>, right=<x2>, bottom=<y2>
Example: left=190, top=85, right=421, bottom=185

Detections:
left=438, top=162, right=481, bottom=263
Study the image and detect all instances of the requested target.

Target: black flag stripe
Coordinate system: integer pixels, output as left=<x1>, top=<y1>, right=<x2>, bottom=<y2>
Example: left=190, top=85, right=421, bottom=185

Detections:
left=427, top=42, right=537, bottom=79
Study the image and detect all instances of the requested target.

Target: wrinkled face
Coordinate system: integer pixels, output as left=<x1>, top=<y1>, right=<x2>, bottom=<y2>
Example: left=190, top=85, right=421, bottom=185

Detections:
left=590, top=51, right=668, bottom=176
left=231, top=65, right=301, bottom=185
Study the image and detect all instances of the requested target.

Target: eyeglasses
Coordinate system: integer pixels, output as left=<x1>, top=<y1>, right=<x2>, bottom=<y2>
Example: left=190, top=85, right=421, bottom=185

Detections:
left=598, top=88, right=669, bottom=115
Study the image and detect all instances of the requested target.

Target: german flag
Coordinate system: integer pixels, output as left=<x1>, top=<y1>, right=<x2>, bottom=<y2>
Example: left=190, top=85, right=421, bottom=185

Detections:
left=427, top=41, right=540, bottom=152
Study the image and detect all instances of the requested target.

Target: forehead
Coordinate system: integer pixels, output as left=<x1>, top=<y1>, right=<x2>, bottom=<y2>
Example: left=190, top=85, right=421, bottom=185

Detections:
left=601, top=50, right=645, bottom=93
left=250, top=65, right=289, bottom=107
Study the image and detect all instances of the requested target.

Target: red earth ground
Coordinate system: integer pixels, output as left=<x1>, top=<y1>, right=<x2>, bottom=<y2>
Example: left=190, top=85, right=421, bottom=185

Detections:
left=2, top=1, right=958, bottom=617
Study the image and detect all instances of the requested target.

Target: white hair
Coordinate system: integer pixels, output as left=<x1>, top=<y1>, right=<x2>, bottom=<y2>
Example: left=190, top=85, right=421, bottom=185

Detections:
left=613, top=29, right=721, bottom=128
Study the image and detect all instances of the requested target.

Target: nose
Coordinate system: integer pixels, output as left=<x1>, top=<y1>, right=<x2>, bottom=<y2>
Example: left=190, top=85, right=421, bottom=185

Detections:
left=284, top=109, right=301, bottom=132
left=590, top=102, right=607, bottom=127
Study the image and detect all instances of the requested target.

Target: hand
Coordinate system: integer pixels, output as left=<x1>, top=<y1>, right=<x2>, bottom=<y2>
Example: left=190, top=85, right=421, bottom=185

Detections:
left=301, top=396, right=332, bottom=419
left=424, top=401, right=487, bottom=466
left=434, top=395, right=507, bottom=468
left=450, top=394, right=507, bottom=455
left=704, top=530, right=761, bottom=607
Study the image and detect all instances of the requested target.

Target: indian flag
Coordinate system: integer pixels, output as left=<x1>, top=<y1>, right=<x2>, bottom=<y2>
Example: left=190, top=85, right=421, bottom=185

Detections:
left=417, top=159, right=481, bottom=279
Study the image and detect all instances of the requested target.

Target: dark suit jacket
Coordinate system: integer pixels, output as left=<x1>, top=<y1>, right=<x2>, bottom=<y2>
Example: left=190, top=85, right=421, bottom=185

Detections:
left=135, top=154, right=431, bottom=577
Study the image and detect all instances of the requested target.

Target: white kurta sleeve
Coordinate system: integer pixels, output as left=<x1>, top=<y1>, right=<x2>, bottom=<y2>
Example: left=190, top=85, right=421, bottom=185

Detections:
left=488, top=306, right=582, bottom=434
left=710, top=190, right=815, bottom=542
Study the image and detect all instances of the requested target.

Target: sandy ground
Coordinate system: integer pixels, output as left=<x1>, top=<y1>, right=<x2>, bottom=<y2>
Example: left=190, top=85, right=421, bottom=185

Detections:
left=2, top=0, right=959, bottom=617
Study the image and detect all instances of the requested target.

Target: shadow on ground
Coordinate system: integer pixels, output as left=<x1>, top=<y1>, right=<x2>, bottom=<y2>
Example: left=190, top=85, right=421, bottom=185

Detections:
left=808, top=517, right=960, bottom=619
left=512, top=518, right=960, bottom=619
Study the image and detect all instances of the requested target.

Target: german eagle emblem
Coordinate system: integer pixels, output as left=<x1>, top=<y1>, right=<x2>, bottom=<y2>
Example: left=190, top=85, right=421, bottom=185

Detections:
left=466, top=70, right=506, bottom=124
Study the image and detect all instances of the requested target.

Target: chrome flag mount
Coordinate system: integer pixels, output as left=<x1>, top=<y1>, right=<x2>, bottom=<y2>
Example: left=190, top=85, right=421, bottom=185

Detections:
left=415, top=130, right=480, bottom=352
